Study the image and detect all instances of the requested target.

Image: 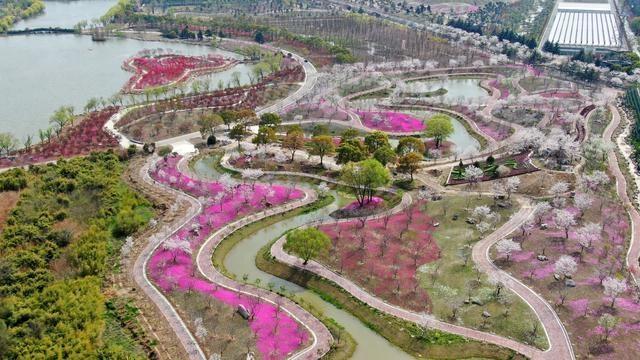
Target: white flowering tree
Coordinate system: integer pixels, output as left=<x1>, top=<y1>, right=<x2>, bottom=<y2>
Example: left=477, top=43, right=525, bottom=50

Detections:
left=554, top=255, right=577, bottom=279
left=603, top=277, right=627, bottom=308
left=582, top=170, right=610, bottom=192
left=496, top=238, right=521, bottom=262
left=554, top=209, right=576, bottom=239
left=464, top=165, right=484, bottom=195
left=573, top=193, right=592, bottom=218
left=534, top=201, right=552, bottom=224
left=549, top=181, right=569, bottom=207
left=317, top=182, right=330, bottom=197
left=241, top=168, right=264, bottom=189
left=163, top=237, right=192, bottom=262
left=576, top=222, right=601, bottom=256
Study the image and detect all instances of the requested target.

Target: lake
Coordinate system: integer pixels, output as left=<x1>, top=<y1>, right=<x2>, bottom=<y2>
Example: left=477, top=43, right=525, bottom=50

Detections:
left=0, top=0, right=254, bottom=141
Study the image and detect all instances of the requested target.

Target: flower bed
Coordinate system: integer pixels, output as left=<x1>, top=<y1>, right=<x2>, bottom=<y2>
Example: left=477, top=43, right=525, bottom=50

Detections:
left=123, top=54, right=237, bottom=92
left=317, top=201, right=439, bottom=311
left=0, top=108, right=120, bottom=169
left=447, top=152, right=538, bottom=185
left=117, top=66, right=304, bottom=130
left=355, top=110, right=425, bottom=133
left=148, top=155, right=308, bottom=359
left=331, top=196, right=385, bottom=219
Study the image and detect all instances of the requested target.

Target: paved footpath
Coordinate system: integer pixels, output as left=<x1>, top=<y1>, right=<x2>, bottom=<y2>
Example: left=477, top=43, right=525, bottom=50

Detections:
left=271, top=193, right=572, bottom=359
left=605, top=105, right=640, bottom=285
left=135, top=155, right=333, bottom=360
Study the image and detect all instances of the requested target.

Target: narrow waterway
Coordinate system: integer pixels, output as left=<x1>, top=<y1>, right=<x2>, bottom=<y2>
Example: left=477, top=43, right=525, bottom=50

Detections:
left=191, top=157, right=415, bottom=360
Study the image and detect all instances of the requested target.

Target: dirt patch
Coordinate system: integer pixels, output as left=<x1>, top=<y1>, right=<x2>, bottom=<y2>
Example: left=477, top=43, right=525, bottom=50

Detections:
left=0, top=191, right=19, bottom=230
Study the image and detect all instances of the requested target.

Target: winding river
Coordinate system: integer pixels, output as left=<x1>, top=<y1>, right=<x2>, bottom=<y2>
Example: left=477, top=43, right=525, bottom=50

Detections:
left=0, top=0, right=254, bottom=141
left=192, top=157, right=415, bottom=360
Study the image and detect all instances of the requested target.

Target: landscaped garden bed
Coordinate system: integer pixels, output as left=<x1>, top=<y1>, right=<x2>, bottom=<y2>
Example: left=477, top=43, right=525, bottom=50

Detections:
left=148, top=154, right=311, bottom=359
left=0, top=108, right=120, bottom=169
left=491, top=189, right=640, bottom=358
left=122, top=53, right=238, bottom=92
left=355, top=110, right=425, bottom=133
left=447, top=152, right=538, bottom=185
left=313, top=196, right=547, bottom=349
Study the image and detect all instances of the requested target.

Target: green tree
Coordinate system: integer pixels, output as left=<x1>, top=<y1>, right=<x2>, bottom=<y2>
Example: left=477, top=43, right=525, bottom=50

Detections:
left=49, top=106, right=75, bottom=135
left=364, top=131, right=390, bottom=153
left=229, top=123, right=247, bottom=147
left=308, top=135, right=335, bottom=167
left=425, top=114, right=454, bottom=148
left=373, top=145, right=397, bottom=166
left=198, top=113, right=223, bottom=138
left=396, top=136, right=425, bottom=155
left=252, top=125, right=277, bottom=147
left=0, top=133, right=18, bottom=156
left=397, top=152, right=422, bottom=181
left=340, top=158, right=391, bottom=206
left=259, top=113, right=281, bottom=128
left=282, top=127, right=305, bottom=162
left=336, top=140, right=366, bottom=164
left=284, top=228, right=331, bottom=265
left=340, top=128, right=359, bottom=142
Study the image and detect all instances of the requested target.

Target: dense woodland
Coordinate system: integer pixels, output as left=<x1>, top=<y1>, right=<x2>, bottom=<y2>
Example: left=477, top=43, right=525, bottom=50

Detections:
left=0, top=152, right=153, bottom=358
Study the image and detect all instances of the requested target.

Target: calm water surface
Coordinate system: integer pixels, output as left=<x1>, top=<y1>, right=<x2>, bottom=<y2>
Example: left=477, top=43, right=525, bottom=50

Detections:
left=0, top=0, right=253, bottom=141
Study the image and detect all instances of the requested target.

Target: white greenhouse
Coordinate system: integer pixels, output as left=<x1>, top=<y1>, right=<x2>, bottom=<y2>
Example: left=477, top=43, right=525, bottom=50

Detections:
left=544, top=1, right=626, bottom=53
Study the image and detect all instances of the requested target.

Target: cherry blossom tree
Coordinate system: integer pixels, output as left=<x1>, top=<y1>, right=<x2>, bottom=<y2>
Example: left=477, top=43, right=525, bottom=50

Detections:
left=548, top=182, right=569, bottom=207
left=317, top=182, right=329, bottom=197
left=554, top=209, right=576, bottom=239
left=163, top=237, right=192, bottom=262
left=582, top=170, right=610, bottom=192
left=603, top=277, right=628, bottom=308
left=534, top=201, right=552, bottom=224
left=241, top=168, right=264, bottom=189
left=496, top=238, right=521, bottom=262
left=573, top=193, right=592, bottom=218
left=464, top=165, right=484, bottom=196
left=576, top=222, right=600, bottom=257
left=554, top=255, right=577, bottom=279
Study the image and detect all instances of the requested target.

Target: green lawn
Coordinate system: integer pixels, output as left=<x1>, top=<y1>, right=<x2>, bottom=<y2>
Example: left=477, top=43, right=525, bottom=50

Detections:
left=419, top=195, right=549, bottom=350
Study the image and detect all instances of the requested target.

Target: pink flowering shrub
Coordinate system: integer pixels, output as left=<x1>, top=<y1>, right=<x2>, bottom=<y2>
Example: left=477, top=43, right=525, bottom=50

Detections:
left=123, top=54, right=235, bottom=91
left=148, top=155, right=307, bottom=359
left=343, top=196, right=384, bottom=211
left=356, top=110, right=425, bottom=133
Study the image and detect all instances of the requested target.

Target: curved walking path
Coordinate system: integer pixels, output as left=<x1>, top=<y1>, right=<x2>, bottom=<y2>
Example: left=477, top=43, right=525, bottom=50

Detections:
left=605, top=104, right=640, bottom=285
left=471, top=198, right=575, bottom=360
left=270, top=192, right=560, bottom=359
left=133, top=157, right=207, bottom=359
left=134, top=154, right=333, bottom=360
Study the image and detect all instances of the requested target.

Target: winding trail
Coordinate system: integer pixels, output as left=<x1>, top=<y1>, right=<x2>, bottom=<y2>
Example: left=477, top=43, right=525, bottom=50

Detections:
left=269, top=190, right=572, bottom=359
left=605, top=104, right=640, bottom=285
left=133, top=154, right=333, bottom=359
